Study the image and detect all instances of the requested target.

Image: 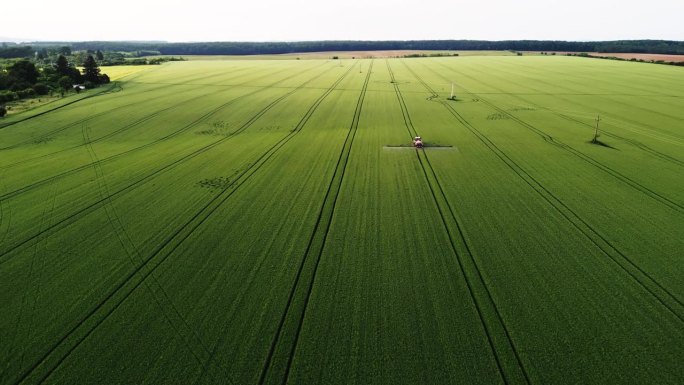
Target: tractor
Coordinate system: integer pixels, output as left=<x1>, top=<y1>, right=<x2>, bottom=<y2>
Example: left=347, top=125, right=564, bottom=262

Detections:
left=413, top=136, right=424, bottom=148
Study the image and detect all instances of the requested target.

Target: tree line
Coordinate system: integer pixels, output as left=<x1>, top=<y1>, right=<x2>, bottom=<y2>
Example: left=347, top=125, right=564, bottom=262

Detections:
left=3, top=40, right=684, bottom=58
left=3, top=40, right=680, bottom=57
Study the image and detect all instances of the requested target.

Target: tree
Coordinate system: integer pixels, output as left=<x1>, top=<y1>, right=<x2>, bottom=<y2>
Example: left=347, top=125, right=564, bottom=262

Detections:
left=54, top=55, right=82, bottom=83
left=81, top=55, right=101, bottom=84
left=7, top=60, right=40, bottom=90
left=32, top=83, right=49, bottom=95
left=59, top=46, right=71, bottom=56
left=56, top=55, right=70, bottom=76
left=0, top=105, right=7, bottom=117
left=0, top=72, right=8, bottom=90
left=58, top=76, right=73, bottom=94
left=0, top=45, right=33, bottom=59
left=96, top=50, right=104, bottom=60
left=68, top=67, right=83, bottom=83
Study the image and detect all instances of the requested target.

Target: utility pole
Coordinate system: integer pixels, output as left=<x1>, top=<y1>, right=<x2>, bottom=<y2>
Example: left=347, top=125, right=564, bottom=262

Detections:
left=593, top=114, right=601, bottom=143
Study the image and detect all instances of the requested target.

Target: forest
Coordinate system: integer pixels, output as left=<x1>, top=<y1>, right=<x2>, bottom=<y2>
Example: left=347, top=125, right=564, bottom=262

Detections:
left=2, top=40, right=683, bottom=58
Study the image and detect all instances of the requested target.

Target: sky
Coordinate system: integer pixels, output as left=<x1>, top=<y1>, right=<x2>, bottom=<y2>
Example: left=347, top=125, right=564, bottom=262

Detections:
left=2, top=0, right=683, bottom=42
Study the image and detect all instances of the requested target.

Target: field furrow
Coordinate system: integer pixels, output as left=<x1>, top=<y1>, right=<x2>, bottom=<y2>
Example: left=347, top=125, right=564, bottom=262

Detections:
left=1, top=55, right=682, bottom=385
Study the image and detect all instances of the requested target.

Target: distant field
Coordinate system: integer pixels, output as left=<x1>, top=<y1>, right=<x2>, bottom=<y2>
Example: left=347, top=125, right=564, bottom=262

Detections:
left=100, top=64, right=152, bottom=80
left=75, top=65, right=151, bottom=80
left=526, top=51, right=684, bottom=62
left=152, top=50, right=517, bottom=60
left=592, top=52, right=684, bottom=62
left=1, top=56, right=683, bottom=385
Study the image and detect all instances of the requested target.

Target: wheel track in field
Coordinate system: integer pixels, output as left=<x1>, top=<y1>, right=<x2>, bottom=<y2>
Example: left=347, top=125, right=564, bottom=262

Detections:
left=0, top=83, right=172, bottom=151
left=0, top=60, right=336, bottom=265
left=18, top=170, right=60, bottom=377
left=0, top=61, right=333, bottom=263
left=402, top=61, right=684, bottom=323
left=9, top=62, right=356, bottom=385
left=0, top=170, right=12, bottom=246
left=427, top=61, right=684, bottom=213
left=0, top=176, right=60, bottom=384
left=0, top=61, right=330, bottom=203
left=387, top=60, right=529, bottom=385
left=256, top=60, right=373, bottom=385
left=0, top=83, right=235, bottom=171
left=0, top=69, right=228, bottom=146
left=0, top=64, right=258, bottom=132
left=437, top=61, right=684, bottom=167
left=473, top=60, right=684, bottom=145
left=0, top=82, right=120, bottom=130
left=34, top=61, right=359, bottom=385
left=192, top=60, right=361, bottom=385
left=489, top=59, right=684, bottom=119
left=79, top=124, right=227, bottom=374
left=473, top=90, right=684, bottom=213
left=0, top=63, right=297, bottom=161
left=473, top=57, right=684, bottom=117
left=458, top=62, right=684, bottom=158
left=543, top=110, right=684, bottom=167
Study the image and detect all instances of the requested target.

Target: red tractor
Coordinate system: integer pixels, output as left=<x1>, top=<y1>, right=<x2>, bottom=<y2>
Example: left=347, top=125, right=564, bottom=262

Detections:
left=413, top=136, right=424, bottom=148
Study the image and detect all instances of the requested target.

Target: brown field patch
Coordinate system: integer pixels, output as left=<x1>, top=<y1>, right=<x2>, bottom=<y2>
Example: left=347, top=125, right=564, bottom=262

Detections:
left=593, top=53, right=684, bottom=62
left=281, top=50, right=459, bottom=59
left=528, top=51, right=684, bottom=63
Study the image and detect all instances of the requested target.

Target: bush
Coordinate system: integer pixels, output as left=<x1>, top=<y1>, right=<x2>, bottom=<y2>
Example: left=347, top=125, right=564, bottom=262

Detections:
left=9, top=81, right=30, bottom=91
left=99, top=74, right=110, bottom=84
left=57, top=76, right=72, bottom=90
left=127, top=58, right=147, bottom=65
left=83, top=81, right=96, bottom=89
left=0, top=90, right=19, bottom=103
left=33, top=83, right=50, bottom=95
left=0, top=105, right=6, bottom=117
left=16, top=88, right=36, bottom=99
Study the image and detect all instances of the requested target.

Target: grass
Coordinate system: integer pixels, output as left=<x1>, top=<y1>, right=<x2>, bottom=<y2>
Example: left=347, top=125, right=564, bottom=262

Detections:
left=100, top=65, right=152, bottom=80
left=0, top=55, right=682, bottom=385
left=2, top=96, right=62, bottom=116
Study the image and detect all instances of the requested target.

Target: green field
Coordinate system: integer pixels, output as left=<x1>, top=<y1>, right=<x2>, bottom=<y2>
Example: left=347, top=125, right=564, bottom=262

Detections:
left=1, top=56, right=683, bottom=385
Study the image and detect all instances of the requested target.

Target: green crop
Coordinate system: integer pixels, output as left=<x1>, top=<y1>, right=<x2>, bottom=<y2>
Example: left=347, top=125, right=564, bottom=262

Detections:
left=1, top=56, right=682, bottom=385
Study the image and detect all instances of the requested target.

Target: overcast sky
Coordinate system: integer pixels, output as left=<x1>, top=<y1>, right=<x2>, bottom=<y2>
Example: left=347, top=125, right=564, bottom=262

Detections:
left=3, top=0, right=683, bottom=42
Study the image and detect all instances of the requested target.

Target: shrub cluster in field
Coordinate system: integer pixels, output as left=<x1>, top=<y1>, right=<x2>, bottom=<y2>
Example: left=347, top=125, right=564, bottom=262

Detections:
left=196, top=176, right=233, bottom=190
left=487, top=112, right=511, bottom=120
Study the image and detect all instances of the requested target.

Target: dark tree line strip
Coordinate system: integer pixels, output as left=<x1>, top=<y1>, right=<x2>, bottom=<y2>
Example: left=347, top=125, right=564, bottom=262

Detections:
left=2, top=40, right=684, bottom=58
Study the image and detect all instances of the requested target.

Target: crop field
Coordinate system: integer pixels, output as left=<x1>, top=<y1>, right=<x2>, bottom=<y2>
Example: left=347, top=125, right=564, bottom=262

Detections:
left=0, top=56, right=683, bottom=385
